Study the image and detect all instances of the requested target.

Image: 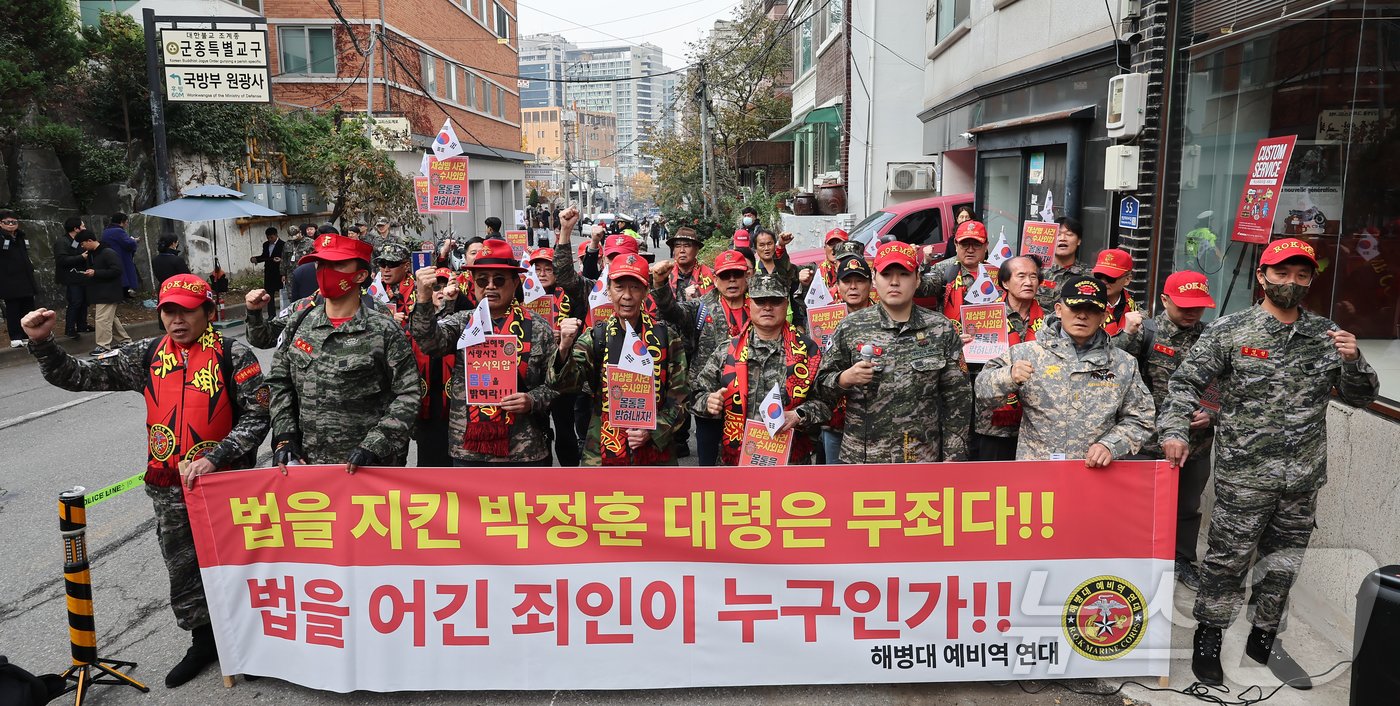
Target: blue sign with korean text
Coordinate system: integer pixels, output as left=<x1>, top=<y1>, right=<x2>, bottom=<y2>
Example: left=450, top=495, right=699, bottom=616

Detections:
left=1119, top=196, right=1140, bottom=230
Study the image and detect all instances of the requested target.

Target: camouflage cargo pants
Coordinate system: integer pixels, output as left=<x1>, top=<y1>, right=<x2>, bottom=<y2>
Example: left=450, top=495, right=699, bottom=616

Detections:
left=1193, top=480, right=1317, bottom=631
left=146, top=484, right=210, bottom=631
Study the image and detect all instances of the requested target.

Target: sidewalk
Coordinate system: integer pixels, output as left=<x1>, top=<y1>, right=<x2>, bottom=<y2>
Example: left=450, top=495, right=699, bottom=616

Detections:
left=0, top=302, right=248, bottom=368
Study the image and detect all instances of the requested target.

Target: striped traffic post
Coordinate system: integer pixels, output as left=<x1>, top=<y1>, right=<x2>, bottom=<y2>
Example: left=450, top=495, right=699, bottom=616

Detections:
left=58, top=486, right=148, bottom=704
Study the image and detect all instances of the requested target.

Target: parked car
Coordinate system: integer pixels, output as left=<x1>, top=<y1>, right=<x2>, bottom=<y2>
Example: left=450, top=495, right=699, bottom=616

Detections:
left=848, top=193, right=975, bottom=259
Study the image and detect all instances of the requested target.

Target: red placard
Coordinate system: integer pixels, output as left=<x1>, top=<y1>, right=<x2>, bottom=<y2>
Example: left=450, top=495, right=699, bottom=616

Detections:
left=428, top=156, right=471, bottom=212
left=413, top=176, right=432, bottom=214
left=806, top=303, right=848, bottom=350
left=524, top=296, right=558, bottom=331
left=1231, top=136, right=1297, bottom=244
left=605, top=365, right=656, bottom=429
left=1019, top=222, right=1059, bottom=266
left=737, top=420, right=793, bottom=466
left=505, top=230, right=529, bottom=260
left=960, top=303, right=1010, bottom=364
left=586, top=302, right=615, bottom=326
left=463, top=335, right=518, bottom=405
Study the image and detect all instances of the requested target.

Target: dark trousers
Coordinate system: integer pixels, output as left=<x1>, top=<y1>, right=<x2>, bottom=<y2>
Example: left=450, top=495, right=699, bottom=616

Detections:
left=414, top=415, right=453, bottom=467
left=694, top=417, right=722, bottom=467
left=3, top=296, right=35, bottom=340
left=452, top=459, right=541, bottom=467
left=1176, top=452, right=1213, bottom=562
left=973, top=433, right=1018, bottom=461
left=64, top=285, right=88, bottom=335
left=552, top=393, right=581, bottom=467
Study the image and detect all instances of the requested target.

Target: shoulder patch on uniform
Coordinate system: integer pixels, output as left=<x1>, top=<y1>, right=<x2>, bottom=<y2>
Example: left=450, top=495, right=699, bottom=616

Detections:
left=254, top=385, right=271, bottom=409
left=233, top=361, right=262, bottom=383
left=1153, top=343, right=1176, bottom=357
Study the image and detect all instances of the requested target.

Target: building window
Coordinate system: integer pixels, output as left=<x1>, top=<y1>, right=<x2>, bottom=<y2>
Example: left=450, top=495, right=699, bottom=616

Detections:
left=278, top=26, right=335, bottom=75
left=795, top=15, right=813, bottom=75
left=478, top=78, right=488, bottom=111
left=483, top=83, right=492, bottom=114
left=935, top=0, right=970, bottom=43
left=465, top=72, right=476, bottom=106
left=421, top=52, right=437, bottom=95
left=494, top=3, right=511, bottom=40
left=825, top=0, right=842, bottom=39
left=477, top=0, right=488, bottom=22
left=448, top=68, right=459, bottom=103
left=496, top=86, right=506, bottom=117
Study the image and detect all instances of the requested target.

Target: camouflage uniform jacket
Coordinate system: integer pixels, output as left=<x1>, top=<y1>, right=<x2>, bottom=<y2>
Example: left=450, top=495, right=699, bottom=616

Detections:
left=28, top=334, right=270, bottom=470
left=1158, top=305, right=1379, bottom=492
left=976, top=321, right=1155, bottom=461
left=1036, top=259, right=1093, bottom=309
left=690, top=327, right=831, bottom=463
left=1113, top=310, right=1213, bottom=456
left=815, top=304, right=972, bottom=463
left=652, top=284, right=740, bottom=367
left=973, top=300, right=1046, bottom=438
left=409, top=302, right=559, bottom=463
left=281, top=236, right=313, bottom=282
left=246, top=292, right=391, bottom=349
left=547, top=318, right=690, bottom=465
left=551, top=244, right=594, bottom=313
left=267, top=302, right=421, bottom=464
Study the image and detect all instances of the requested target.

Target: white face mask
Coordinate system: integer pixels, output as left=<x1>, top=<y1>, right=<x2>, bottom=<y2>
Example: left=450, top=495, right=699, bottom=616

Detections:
left=742, top=217, right=755, bottom=227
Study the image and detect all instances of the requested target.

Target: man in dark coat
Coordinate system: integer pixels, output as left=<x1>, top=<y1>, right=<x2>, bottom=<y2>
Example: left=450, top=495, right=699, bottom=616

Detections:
left=0, top=210, right=39, bottom=347
left=250, top=227, right=285, bottom=299
left=53, top=217, right=93, bottom=340
left=101, top=213, right=140, bottom=296
left=152, top=234, right=191, bottom=287
left=82, top=232, right=130, bottom=356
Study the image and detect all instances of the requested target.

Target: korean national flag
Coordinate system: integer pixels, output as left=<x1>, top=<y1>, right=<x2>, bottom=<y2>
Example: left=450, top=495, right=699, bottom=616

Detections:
left=588, top=266, right=610, bottom=309
left=863, top=235, right=879, bottom=260
left=964, top=266, right=1001, bottom=305
left=1040, top=190, right=1056, bottom=223
left=419, top=152, right=433, bottom=176
left=760, top=383, right=786, bottom=439
left=456, top=297, right=491, bottom=349
left=618, top=319, right=654, bottom=375
left=522, top=264, right=547, bottom=303
left=987, top=227, right=1015, bottom=267
left=367, top=273, right=391, bottom=305
left=432, top=119, right=464, bottom=160
left=804, top=276, right=834, bottom=308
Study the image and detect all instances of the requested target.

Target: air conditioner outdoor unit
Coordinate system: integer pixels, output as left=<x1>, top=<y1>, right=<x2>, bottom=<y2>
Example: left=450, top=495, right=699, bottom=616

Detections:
left=888, top=163, right=935, bottom=193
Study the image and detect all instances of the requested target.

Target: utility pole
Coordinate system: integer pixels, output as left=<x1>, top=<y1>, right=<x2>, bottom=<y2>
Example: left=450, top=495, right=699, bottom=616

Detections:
left=364, top=27, right=377, bottom=138
left=562, top=112, right=573, bottom=208
left=696, top=64, right=713, bottom=218
left=142, top=9, right=173, bottom=208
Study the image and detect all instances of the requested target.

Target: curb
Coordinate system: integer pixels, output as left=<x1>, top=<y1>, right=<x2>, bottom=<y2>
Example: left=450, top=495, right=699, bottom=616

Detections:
left=0, top=302, right=249, bottom=367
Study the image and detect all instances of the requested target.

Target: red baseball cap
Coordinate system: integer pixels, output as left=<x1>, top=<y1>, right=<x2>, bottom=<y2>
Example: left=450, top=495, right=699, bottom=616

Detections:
left=157, top=274, right=216, bottom=310
left=1163, top=270, right=1217, bottom=308
left=603, top=233, right=640, bottom=258
left=825, top=228, right=849, bottom=244
left=1259, top=238, right=1318, bottom=267
left=577, top=241, right=589, bottom=258
left=434, top=267, right=453, bottom=281
left=954, top=220, right=988, bottom=243
left=608, top=253, right=649, bottom=285
left=469, top=240, right=526, bottom=271
left=1093, top=248, right=1133, bottom=278
left=874, top=241, right=919, bottom=273
left=713, top=249, right=751, bottom=276
left=528, top=247, right=555, bottom=264
left=299, top=233, right=373, bottom=266
left=733, top=229, right=752, bottom=248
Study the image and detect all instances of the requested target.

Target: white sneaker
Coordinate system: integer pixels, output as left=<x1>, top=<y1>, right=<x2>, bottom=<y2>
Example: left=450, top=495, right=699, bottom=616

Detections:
left=9, top=340, right=26, bottom=348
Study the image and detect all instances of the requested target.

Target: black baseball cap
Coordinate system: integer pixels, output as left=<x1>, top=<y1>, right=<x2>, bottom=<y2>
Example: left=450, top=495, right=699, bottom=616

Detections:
left=836, top=255, right=871, bottom=281
left=1059, top=275, right=1108, bottom=311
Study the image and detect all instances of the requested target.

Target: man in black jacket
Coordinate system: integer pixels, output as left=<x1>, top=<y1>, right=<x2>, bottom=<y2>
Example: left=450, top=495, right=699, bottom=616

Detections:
left=0, top=210, right=38, bottom=347
left=53, top=217, right=93, bottom=340
left=82, top=232, right=130, bottom=356
left=250, top=227, right=285, bottom=305
left=152, top=234, right=191, bottom=286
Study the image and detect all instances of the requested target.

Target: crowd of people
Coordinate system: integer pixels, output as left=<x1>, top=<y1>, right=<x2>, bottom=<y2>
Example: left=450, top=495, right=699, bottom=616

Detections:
left=14, top=204, right=1380, bottom=691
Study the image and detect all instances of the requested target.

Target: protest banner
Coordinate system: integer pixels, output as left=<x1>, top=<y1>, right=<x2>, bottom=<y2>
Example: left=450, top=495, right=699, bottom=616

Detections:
left=185, top=460, right=1175, bottom=692
left=428, top=157, right=471, bottom=212
left=806, top=304, right=848, bottom=350
left=505, top=230, right=529, bottom=259
left=1019, top=222, right=1059, bottom=266
left=462, top=335, right=518, bottom=405
left=523, top=296, right=558, bottom=331
left=960, top=303, right=1010, bottom=364
left=1231, top=135, right=1297, bottom=244
left=737, top=420, right=792, bottom=467
left=604, top=366, right=656, bottom=429
left=413, top=177, right=432, bottom=214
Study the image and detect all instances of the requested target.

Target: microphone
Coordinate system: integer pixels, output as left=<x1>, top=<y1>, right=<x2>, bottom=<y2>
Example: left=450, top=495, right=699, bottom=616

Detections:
left=859, top=343, right=884, bottom=372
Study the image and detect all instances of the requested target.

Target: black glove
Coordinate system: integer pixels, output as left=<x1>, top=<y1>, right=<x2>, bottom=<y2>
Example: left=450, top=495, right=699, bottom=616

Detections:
left=345, top=447, right=380, bottom=473
left=272, top=435, right=304, bottom=468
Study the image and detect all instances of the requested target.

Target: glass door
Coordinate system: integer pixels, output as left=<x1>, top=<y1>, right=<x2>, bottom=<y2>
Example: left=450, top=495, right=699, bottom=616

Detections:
left=978, top=151, right=1024, bottom=249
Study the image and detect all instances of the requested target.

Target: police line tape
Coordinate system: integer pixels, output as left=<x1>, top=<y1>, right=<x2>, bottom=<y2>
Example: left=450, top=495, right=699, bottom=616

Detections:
left=82, top=472, right=146, bottom=507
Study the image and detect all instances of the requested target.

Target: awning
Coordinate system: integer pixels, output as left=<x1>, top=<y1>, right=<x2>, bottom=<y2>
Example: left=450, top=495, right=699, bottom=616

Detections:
left=768, top=105, right=843, bottom=142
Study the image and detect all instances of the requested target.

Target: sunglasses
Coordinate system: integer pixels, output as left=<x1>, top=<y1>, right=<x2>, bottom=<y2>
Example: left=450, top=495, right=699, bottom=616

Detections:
left=376, top=260, right=407, bottom=269
left=0, top=220, right=17, bottom=225
left=472, top=274, right=511, bottom=288
left=716, top=270, right=747, bottom=280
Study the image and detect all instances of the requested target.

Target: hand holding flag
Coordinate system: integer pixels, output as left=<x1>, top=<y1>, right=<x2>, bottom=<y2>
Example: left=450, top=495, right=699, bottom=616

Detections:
left=759, top=383, right=786, bottom=439
left=617, top=319, right=654, bottom=375
left=457, top=297, right=491, bottom=349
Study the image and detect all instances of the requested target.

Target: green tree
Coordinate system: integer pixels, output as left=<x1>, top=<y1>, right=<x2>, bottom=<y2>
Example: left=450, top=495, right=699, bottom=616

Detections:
left=78, top=12, right=149, bottom=143
left=528, top=186, right=540, bottom=207
left=272, top=109, right=421, bottom=230
left=0, top=0, right=84, bottom=131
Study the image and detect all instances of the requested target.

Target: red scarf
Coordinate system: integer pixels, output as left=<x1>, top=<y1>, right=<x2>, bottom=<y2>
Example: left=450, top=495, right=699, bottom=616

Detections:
left=1102, top=292, right=1138, bottom=337
left=718, top=324, right=819, bottom=465
left=705, top=296, right=749, bottom=337
left=598, top=313, right=671, bottom=466
left=588, top=293, right=659, bottom=327
left=989, top=299, right=1047, bottom=427
left=942, top=264, right=1000, bottom=326
left=461, top=302, right=532, bottom=457
left=549, top=284, right=572, bottom=323
left=670, top=263, right=715, bottom=298
left=404, top=284, right=454, bottom=420
left=818, top=259, right=839, bottom=288
left=142, top=327, right=235, bottom=486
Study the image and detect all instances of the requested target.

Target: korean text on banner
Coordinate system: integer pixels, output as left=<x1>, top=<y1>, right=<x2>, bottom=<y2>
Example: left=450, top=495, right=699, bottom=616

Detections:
left=184, top=460, right=1176, bottom=693
left=1231, top=135, right=1297, bottom=245
left=604, top=365, right=657, bottom=429
left=737, top=419, right=792, bottom=466
left=505, top=231, right=529, bottom=259
left=429, top=157, right=471, bottom=212
left=463, top=335, right=518, bottom=405
left=413, top=177, right=432, bottom=214
left=1019, top=222, right=1059, bottom=266
left=961, top=303, right=1010, bottom=364
left=806, top=304, right=848, bottom=350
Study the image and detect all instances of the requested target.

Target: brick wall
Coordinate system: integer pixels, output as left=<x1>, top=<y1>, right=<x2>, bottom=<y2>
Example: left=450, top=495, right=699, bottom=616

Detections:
left=264, top=0, right=520, bottom=154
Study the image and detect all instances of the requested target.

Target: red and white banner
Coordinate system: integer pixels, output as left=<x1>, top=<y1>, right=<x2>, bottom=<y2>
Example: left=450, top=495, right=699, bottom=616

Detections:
left=1231, top=135, right=1297, bottom=244
left=184, top=461, right=1177, bottom=693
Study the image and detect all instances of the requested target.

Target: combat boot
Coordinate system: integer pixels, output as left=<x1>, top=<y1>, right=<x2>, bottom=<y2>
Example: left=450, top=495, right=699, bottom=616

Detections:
left=165, top=623, right=218, bottom=688
left=1245, top=626, right=1312, bottom=690
left=1191, top=624, right=1224, bottom=685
